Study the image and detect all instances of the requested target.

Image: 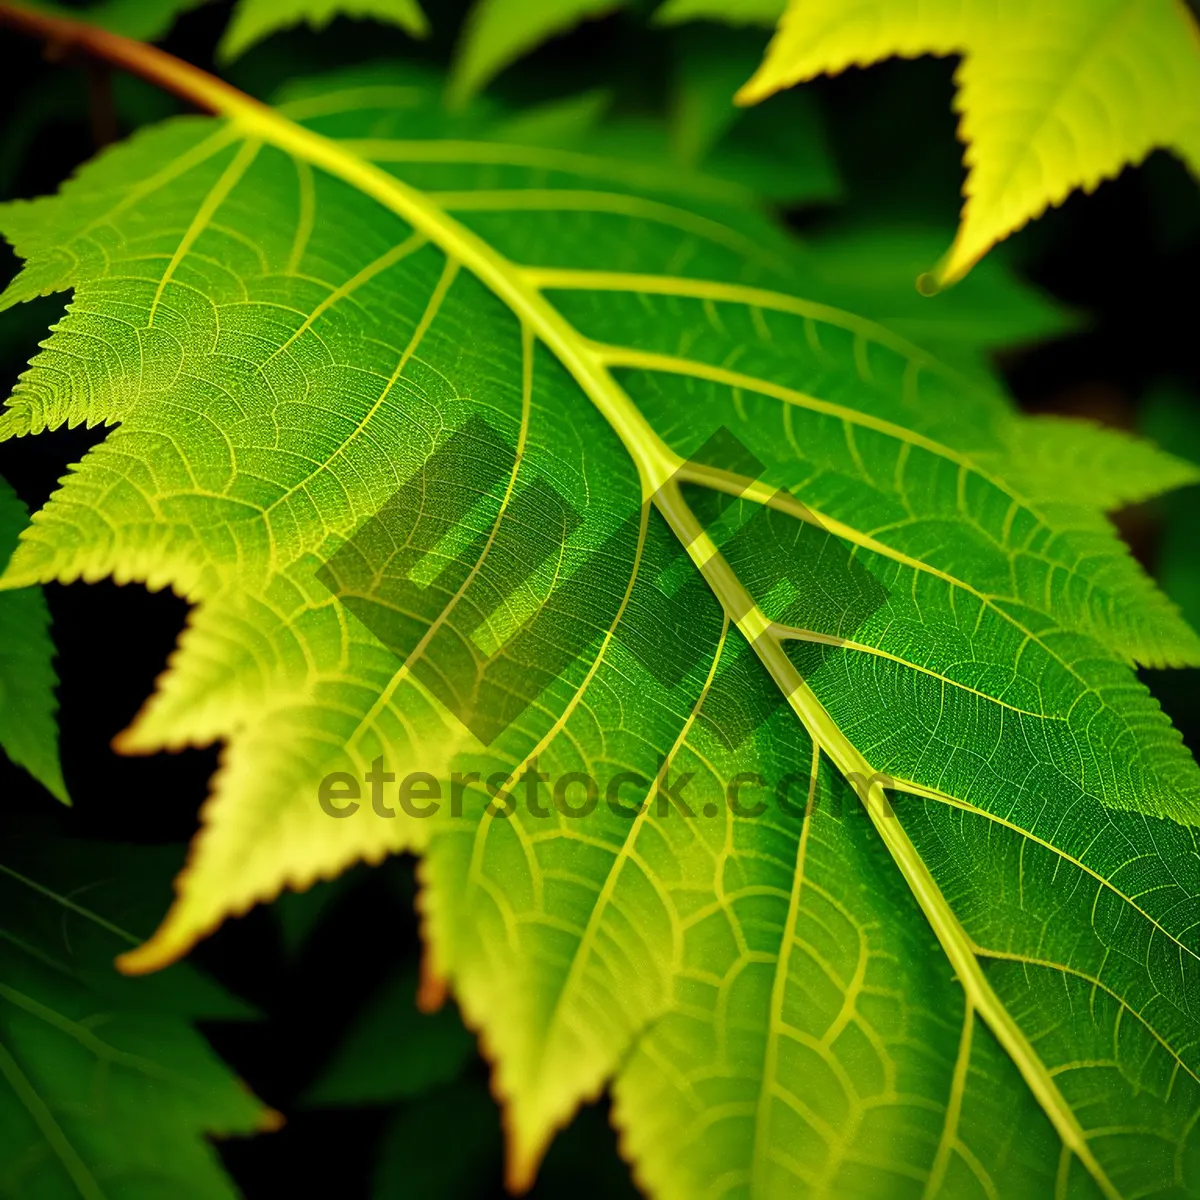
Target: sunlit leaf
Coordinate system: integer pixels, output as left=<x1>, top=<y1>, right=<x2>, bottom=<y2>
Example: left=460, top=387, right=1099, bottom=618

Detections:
left=2, top=42, right=1200, bottom=1200
left=739, top=0, right=1200, bottom=287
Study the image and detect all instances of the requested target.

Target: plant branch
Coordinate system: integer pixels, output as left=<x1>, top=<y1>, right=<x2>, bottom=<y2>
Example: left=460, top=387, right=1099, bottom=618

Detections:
left=0, top=2, right=263, bottom=116
left=85, top=64, right=118, bottom=148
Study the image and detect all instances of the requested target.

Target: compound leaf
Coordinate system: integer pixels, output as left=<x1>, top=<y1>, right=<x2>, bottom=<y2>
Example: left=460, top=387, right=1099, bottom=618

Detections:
left=1, top=32, right=1199, bottom=1200
left=739, top=0, right=1200, bottom=287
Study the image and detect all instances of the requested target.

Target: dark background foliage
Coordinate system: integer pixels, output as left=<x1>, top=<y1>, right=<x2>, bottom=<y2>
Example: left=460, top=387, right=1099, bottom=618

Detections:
left=1, top=2, right=1197, bottom=1195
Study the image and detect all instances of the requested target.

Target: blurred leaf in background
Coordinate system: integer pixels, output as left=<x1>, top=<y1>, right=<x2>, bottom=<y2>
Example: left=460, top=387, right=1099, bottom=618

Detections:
left=219, top=0, right=430, bottom=63
left=16, top=0, right=208, bottom=40
left=303, top=968, right=474, bottom=1107
left=1143, top=386, right=1200, bottom=634
left=0, top=838, right=269, bottom=1198
left=668, top=23, right=837, bottom=204
left=795, top=225, right=1078, bottom=372
left=449, top=0, right=625, bottom=107
left=654, top=0, right=783, bottom=25
left=372, top=1078, right=503, bottom=1198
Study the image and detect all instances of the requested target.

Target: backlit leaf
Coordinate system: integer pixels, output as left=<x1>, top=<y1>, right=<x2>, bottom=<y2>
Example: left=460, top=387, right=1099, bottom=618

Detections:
left=1, top=44, right=1199, bottom=1200
left=739, top=0, right=1200, bottom=287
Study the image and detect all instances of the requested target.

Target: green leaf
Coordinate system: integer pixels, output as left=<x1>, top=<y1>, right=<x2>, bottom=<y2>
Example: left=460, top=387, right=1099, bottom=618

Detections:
left=271, top=869, right=357, bottom=955
left=739, top=0, right=1200, bottom=287
left=2, top=40, right=1200, bottom=1200
left=0, top=840, right=270, bottom=1199
left=671, top=25, right=765, bottom=165
left=448, top=0, right=626, bottom=107
left=372, top=1079, right=502, bottom=1198
left=0, top=840, right=258, bottom=1020
left=0, top=474, right=65, bottom=802
left=13, top=0, right=207, bottom=41
left=669, top=24, right=838, bottom=205
left=1000, top=410, right=1200, bottom=513
left=371, top=1080, right=640, bottom=1199
left=218, top=0, right=430, bottom=64
left=792, top=225, right=1078, bottom=366
left=654, top=0, right=784, bottom=28
left=1142, top=387, right=1200, bottom=633
left=303, top=966, right=475, bottom=1106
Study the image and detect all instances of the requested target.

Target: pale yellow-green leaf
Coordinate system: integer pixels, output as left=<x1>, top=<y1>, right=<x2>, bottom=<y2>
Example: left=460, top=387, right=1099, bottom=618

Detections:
left=739, top=0, right=1200, bottom=287
left=3, top=41, right=1200, bottom=1200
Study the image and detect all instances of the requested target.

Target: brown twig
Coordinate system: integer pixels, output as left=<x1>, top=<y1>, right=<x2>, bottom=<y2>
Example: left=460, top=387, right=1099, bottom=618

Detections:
left=0, top=2, right=263, bottom=117
left=85, top=63, right=118, bottom=148
left=31, top=23, right=117, bottom=147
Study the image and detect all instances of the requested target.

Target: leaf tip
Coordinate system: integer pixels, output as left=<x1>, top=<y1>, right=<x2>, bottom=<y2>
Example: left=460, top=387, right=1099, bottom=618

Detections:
left=46, top=772, right=70, bottom=806
left=257, top=1107, right=287, bottom=1134
left=920, top=234, right=979, bottom=292
left=915, top=271, right=941, bottom=297
left=417, top=949, right=449, bottom=1013
left=733, top=72, right=772, bottom=107
left=504, top=1145, right=541, bottom=1196
left=110, top=722, right=154, bottom=756
left=115, top=911, right=198, bottom=976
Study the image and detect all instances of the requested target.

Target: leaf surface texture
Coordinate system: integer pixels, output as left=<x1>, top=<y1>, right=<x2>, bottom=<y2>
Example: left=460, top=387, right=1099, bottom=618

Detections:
left=1, top=63, right=1199, bottom=1200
